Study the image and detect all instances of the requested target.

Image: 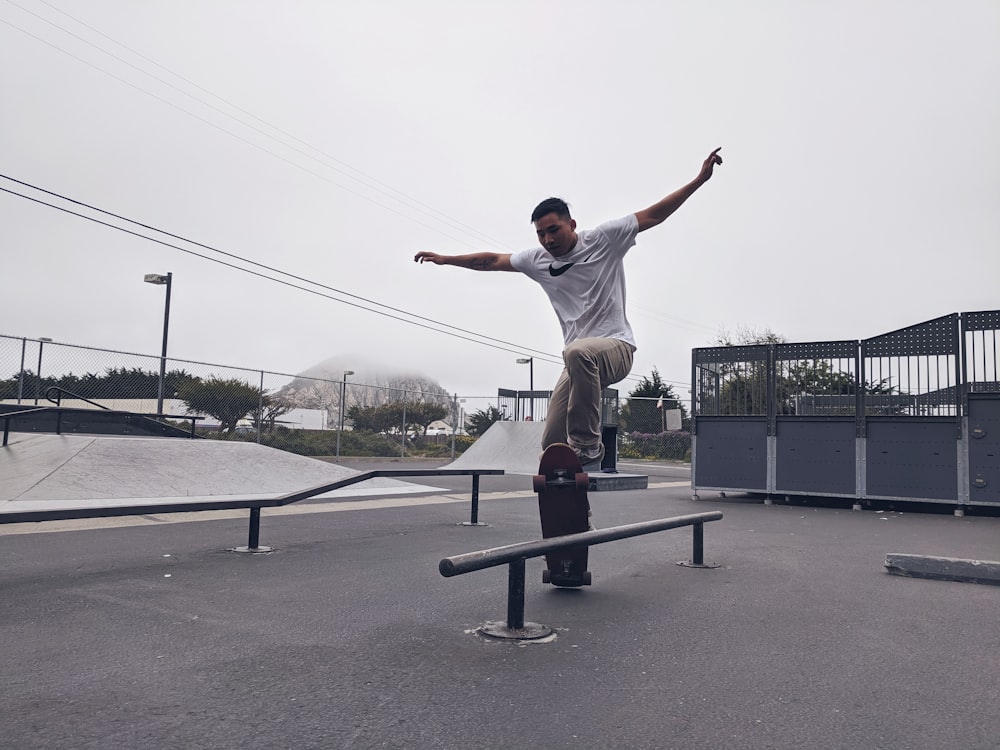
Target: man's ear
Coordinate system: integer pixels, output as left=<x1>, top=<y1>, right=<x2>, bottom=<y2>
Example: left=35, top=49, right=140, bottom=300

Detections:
left=570, top=218, right=577, bottom=231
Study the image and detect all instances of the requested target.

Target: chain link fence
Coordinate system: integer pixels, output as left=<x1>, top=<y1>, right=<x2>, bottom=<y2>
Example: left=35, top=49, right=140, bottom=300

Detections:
left=1, top=334, right=693, bottom=463
left=616, top=396, right=691, bottom=462
left=0, top=334, right=478, bottom=459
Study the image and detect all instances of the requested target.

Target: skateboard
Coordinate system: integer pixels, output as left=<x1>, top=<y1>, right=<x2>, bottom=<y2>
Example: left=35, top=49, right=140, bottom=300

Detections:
left=533, top=443, right=592, bottom=587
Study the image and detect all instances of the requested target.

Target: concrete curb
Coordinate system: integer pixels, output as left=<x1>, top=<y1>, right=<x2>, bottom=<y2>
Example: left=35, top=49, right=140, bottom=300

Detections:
left=884, top=553, right=1000, bottom=586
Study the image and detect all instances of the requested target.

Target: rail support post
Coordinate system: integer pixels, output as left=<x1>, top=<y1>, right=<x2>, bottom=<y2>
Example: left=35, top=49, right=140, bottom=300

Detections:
left=507, top=557, right=526, bottom=629
left=460, top=473, right=489, bottom=526
left=677, top=521, right=720, bottom=569
left=478, top=558, right=553, bottom=641
left=232, top=507, right=273, bottom=553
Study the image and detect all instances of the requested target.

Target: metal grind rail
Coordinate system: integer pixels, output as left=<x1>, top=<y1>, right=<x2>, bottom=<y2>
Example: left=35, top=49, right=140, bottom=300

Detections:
left=440, top=511, right=723, bottom=639
left=2, top=407, right=47, bottom=446
left=0, top=469, right=504, bottom=550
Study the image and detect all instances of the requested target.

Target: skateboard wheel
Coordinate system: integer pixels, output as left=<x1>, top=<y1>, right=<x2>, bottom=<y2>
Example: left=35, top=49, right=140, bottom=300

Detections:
left=575, top=473, right=589, bottom=490
left=583, top=571, right=592, bottom=586
left=532, top=474, right=546, bottom=493
left=542, top=569, right=551, bottom=584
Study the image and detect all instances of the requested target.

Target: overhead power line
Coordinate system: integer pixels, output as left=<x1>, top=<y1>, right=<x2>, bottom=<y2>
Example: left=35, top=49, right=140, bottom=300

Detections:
left=1, top=1, right=511, bottom=251
left=0, top=4, right=696, bottom=388
left=0, top=177, right=690, bottom=388
left=0, top=176, right=560, bottom=363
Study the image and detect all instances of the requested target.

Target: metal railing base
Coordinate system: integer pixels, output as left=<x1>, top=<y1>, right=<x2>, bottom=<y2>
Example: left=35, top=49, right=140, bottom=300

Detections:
left=478, top=621, right=554, bottom=641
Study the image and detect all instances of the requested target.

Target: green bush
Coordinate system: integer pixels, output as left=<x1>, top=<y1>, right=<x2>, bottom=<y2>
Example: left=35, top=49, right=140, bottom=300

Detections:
left=618, top=431, right=691, bottom=461
left=204, top=427, right=475, bottom=459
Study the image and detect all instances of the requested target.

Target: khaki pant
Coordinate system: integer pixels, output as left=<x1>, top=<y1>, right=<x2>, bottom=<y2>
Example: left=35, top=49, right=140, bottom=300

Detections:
left=542, top=337, right=635, bottom=461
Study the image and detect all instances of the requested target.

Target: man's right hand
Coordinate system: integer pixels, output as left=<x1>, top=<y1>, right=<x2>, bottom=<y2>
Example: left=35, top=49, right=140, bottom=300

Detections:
left=414, top=251, right=446, bottom=264
left=413, top=251, right=514, bottom=271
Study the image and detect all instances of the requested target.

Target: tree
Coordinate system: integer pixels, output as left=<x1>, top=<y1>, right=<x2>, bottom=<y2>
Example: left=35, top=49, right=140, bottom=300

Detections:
left=709, top=326, right=787, bottom=416
left=177, top=376, right=260, bottom=433
left=251, top=395, right=294, bottom=433
left=467, top=405, right=505, bottom=437
left=715, top=325, right=786, bottom=347
left=0, top=366, right=198, bottom=401
left=347, top=401, right=449, bottom=436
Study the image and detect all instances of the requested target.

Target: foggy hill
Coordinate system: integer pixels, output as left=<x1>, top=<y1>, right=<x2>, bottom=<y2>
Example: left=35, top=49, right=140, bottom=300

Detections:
left=274, top=353, right=452, bottom=426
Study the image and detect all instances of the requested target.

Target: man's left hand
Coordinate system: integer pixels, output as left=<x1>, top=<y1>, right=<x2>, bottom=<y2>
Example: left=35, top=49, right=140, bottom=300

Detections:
left=699, top=147, right=723, bottom=182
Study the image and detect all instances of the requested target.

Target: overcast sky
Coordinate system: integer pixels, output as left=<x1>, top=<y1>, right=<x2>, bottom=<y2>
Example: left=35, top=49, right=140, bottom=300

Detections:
left=2, top=0, right=998, bottom=401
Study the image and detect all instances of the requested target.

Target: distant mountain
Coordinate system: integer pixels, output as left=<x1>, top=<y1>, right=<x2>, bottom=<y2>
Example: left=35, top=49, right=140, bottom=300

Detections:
left=274, top=353, right=452, bottom=426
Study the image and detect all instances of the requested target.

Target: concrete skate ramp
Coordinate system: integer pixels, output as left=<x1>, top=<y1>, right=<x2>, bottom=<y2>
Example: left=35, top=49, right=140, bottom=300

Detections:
left=445, top=421, right=545, bottom=475
left=0, top=434, right=443, bottom=512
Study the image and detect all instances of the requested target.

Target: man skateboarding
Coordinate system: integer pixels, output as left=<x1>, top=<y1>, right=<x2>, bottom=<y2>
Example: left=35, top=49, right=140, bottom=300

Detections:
left=414, top=148, right=723, bottom=473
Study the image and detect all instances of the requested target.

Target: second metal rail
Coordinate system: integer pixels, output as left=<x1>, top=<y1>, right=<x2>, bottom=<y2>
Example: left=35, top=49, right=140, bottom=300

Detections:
left=440, top=511, right=723, bottom=635
left=0, top=469, right=504, bottom=550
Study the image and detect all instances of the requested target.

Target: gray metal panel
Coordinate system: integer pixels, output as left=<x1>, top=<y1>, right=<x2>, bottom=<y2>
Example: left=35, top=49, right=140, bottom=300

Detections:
left=862, top=314, right=959, bottom=357
left=775, top=340, right=858, bottom=361
left=865, top=419, right=959, bottom=500
left=962, top=309, right=1000, bottom=332
left=691, top=417, right=767, bottom=491
left=693, top=345, right=769, bottom=364
left=775, top=418, right=856, bottom=495
left=967, top=394, right=1000, bottom=505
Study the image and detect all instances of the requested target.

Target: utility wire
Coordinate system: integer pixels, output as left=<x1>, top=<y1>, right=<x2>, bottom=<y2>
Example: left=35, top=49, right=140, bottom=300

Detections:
left=2, top=1, right=511, bottom=250
left=27, top=0, right=505, bottom=249
left=0, top=8, right=694, bottom=388
left=0, top=181, right=564, bottom=366
left=0, top=174, right=557, bottom=361
left=1, top=181, right=689, bottom=387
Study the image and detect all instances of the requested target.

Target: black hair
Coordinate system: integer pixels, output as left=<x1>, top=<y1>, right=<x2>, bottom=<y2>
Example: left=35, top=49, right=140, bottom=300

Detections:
left=530, top=197, right=571, bottom=223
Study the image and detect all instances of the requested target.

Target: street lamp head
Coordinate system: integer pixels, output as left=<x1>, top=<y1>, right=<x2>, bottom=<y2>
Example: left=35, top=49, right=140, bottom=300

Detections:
left=343, top=370, right=354, bottom=377
left=516, top=358, right=532, bottom=364
left=144, top=273, right=170, bottom=285
left=38, top=337, right=53, bottom=343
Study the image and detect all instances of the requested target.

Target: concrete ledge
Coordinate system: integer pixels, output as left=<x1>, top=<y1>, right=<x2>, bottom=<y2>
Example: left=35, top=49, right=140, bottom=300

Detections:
left=884, top=553, right=1000, bottom=586
left=591, top=473, right=648, bottom=492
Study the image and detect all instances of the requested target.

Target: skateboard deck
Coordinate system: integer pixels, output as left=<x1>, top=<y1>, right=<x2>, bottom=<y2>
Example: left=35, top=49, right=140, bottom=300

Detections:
left=533, top=443, right=592, bottom=587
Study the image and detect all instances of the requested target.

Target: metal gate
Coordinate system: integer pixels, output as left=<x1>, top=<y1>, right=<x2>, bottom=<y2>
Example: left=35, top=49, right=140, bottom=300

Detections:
left=692, top=309, right=1000, bottom=507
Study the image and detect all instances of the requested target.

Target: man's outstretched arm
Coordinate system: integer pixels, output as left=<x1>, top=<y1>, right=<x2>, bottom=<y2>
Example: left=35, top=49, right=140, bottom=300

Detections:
left=413, top=251, right=515, bottom=271
left=634, top=147, right=723, bottom=233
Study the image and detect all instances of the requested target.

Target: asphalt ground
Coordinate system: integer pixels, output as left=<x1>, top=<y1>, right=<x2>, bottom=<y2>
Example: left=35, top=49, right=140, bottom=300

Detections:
left=2, top=459, right=999, bottom=750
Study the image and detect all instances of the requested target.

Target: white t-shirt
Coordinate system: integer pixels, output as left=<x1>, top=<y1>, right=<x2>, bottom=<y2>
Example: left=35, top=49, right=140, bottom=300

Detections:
left=510, top=214, right=638, bottom=349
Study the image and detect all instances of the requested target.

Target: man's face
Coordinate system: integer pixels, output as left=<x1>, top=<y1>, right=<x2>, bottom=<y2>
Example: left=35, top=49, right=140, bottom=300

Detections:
left=533, top=212, right=578, bottom=258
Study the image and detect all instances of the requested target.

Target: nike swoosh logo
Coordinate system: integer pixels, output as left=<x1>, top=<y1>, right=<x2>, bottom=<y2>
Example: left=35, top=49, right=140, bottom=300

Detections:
left=548, top=254, right=592, bottom=277
left=548, top=262, right=575, bottom=277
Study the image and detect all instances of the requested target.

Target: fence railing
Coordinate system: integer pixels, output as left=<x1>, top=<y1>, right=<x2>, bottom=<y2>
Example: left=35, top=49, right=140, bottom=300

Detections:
left=0, top=334, right=479, bottom=458
left=1, top=333, right=694, bottom=462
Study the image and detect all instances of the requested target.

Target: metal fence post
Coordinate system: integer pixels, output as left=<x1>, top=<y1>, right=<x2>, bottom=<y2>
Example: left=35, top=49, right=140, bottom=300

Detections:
left=17, top=338, right=26, bottom=404
left=450, top=393, right=458, bottom=459
left=257, top=370, right=264, bottom=445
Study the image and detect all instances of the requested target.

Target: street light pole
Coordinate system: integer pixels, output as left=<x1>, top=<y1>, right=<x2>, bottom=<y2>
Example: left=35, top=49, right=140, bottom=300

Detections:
left=336, top=370, right=354, bottom=459
left=144, top=272, right=173, bottom=416
left=516, top=357, right=534, bottom=419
